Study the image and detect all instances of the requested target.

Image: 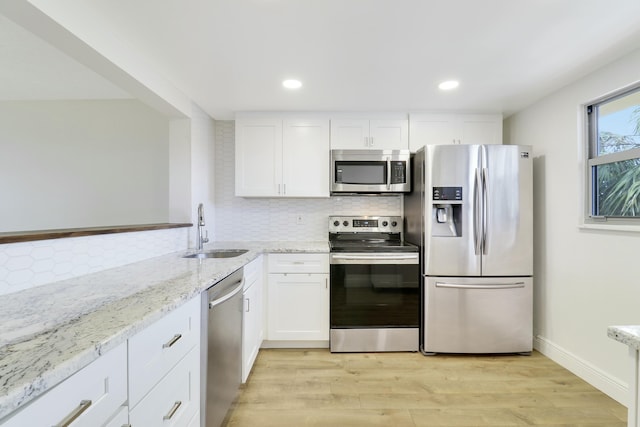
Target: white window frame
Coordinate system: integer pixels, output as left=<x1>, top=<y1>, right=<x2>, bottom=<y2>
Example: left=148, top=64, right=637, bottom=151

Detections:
left=581, top=81, right=640, bottom=230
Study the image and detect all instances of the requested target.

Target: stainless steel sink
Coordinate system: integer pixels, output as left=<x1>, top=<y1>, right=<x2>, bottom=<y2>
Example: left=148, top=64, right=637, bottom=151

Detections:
left=182, top=249, right=248, bottom=259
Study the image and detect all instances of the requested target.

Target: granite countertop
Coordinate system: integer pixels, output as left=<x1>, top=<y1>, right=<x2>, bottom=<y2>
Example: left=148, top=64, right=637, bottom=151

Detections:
left=0, top=241, right=328, bottom=420
left=608, top=325, right=640, bottom=351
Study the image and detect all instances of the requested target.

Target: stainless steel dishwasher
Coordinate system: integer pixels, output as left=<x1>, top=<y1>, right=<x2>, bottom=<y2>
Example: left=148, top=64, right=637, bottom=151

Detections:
left=201, top=267, right=244, bottom=427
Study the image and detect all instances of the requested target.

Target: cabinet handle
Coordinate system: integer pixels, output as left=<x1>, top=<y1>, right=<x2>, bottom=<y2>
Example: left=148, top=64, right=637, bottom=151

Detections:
left=54, top=399, right=92, bottom=427
left=283, top=183, right=286, bottom=195
left=245, top=297, right=251, bottom=312
left=162, top=333, right=182, bottom=349
left=163, top=401, right=182, bottom=420
left=370, top=136, right=374, bottom=147
left=278, top=184, right=281, bottom=194
left=325, top=278, right=328, bottom=289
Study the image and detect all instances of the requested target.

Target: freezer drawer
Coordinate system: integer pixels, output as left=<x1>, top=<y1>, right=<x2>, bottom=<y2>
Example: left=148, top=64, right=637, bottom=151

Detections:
left=423, top=276, right=532, bottom=354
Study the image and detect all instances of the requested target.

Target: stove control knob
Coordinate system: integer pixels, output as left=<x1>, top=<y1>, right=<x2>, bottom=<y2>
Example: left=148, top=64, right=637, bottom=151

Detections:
left=343, top=221, right=349, bottom=227
left=391, top=221, right=398, bottom=227
left=333, top=221, right=340, bottom=227
left=382, top=221, right=388, bottom=227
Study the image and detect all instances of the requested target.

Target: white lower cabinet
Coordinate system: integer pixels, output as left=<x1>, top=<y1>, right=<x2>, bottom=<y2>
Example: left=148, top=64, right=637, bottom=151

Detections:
left=105, top=406, right=129, bottom=427
left=128, top=297, right=200, bottom=408
left=266, top=253, right=329, bottom=344
left=129, top=346, right=200, bottom=427
left=242, top=255, right=264, bottom=383
left=1, top=341, right=127, bottom=427
left=128, top=296, right=201, bottom=427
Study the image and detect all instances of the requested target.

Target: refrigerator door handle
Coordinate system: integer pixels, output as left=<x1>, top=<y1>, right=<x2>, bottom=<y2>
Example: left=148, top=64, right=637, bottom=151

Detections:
left=473, top=168, right=482, bottom=255
left=482, top=167, right=488, bottom=255
left=435, top=282, right=526, bottom=290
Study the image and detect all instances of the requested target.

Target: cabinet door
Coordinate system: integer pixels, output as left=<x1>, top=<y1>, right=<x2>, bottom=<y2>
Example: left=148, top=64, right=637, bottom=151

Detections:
left=242, top=255, right=264, bottom=383
left=267, top=273, right=329, bottom=341
left=409, top=113, right=456, bottom=151
left=330, top=119, right=370, bottom=149
left=242, top=276, right=263, bottom=383
left=456, top=114, right=503, bottom=145
left=282, top=119, right=330, bottom=197
left=235, top=118, right=283, bottom=196
left=369, top=119, right=408, bottom=150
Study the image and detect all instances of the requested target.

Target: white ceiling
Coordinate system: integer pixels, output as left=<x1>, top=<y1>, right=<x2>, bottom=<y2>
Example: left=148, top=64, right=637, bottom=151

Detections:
left=3, top=0, right=640, bottom=119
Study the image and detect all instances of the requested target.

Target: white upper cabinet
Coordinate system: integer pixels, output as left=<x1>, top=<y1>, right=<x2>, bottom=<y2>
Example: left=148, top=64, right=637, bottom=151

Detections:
left=330, top=117, right=408, bottom=150
left=235, top=114, right=329, bottom=198
left=282, top=119, right=330, bottom=197
left=409, top=113, right=503, bottom=151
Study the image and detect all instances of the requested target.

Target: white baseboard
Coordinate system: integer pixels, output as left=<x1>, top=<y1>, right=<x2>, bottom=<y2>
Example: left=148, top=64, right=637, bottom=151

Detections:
left=534, top=335, right=628, bottom=406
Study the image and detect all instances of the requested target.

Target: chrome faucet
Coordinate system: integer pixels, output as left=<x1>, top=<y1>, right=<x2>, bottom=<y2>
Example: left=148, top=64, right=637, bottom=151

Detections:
left=197, top=203, right=209, bottom=251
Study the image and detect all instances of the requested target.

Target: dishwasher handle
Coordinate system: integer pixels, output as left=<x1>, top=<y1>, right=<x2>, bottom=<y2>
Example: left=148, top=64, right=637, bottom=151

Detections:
left=209, top=279, right=244, bottom=309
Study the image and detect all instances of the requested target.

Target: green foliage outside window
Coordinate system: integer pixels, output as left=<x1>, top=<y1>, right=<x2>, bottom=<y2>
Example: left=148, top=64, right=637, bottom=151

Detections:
left=593, top=105, right=640, bottom=217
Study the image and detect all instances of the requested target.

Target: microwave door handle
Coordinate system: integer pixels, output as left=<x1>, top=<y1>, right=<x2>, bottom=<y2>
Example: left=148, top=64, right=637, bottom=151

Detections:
left=386, top=158, right=391, bottom=190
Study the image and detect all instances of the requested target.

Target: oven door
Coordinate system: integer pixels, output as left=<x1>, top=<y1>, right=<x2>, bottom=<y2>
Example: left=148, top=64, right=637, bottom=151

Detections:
left=330, top=253, right=420, bottom=329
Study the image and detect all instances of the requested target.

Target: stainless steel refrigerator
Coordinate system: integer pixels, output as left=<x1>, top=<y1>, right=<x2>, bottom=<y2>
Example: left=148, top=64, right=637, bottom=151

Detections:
left=405, top=144, right=533, bottom=354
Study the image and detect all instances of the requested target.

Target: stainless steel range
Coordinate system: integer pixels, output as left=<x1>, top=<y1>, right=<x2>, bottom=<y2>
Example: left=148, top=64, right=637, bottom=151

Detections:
left=329, top=216, right=419, bottom=352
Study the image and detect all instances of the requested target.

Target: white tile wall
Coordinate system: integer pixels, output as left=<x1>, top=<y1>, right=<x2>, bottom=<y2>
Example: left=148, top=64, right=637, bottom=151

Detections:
left=0, top=227, right=190, bottom=296
left=213, top=120, right=402, bottom=241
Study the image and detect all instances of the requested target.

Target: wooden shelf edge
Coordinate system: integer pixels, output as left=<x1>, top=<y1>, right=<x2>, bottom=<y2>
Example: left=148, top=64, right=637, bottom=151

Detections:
left=0, top=223, right=193, bottom=244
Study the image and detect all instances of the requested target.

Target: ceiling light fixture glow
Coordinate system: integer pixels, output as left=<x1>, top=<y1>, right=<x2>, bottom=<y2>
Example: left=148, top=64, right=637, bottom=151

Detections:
left=282, top=79, right=302, bottom=89
left=438, top=80, right=459, bottom=90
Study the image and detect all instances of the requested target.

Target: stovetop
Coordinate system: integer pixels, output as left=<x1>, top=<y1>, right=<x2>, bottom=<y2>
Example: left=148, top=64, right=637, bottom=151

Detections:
left=328, top=215, right=418, bottom=253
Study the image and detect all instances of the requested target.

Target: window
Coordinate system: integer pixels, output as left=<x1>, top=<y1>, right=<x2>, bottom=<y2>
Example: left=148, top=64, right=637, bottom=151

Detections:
left=587, top=85, right=640, bottom=221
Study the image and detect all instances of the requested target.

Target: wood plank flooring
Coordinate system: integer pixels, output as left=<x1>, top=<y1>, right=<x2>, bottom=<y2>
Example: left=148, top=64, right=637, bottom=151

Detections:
left=224, top=349, right=626, bottom=427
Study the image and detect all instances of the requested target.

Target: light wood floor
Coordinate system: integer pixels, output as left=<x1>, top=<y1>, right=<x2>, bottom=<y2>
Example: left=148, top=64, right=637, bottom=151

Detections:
left=224, top=349, right=626, bottom=427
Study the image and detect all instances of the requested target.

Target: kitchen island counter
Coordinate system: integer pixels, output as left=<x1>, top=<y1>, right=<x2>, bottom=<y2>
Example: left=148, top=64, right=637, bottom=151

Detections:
left=609, top=325, right=640, bottom=351
left=609, top=325, right=640, bottom=427
left=0, top=240, right=328, bottom=420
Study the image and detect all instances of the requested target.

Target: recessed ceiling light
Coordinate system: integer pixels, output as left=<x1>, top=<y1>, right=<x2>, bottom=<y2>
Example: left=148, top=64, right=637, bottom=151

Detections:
left=282, top=79, right=302, bottom=89
left=438, top=80, right=459, bottom=91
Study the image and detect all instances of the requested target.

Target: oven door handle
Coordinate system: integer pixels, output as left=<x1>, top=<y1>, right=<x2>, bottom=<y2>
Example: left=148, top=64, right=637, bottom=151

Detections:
left=331, top=253, right=419, bottom=264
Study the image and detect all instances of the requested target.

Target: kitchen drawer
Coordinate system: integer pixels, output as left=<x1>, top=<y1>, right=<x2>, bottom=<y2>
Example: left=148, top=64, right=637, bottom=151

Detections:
left=129, top=346, right=200, bottom=427
left=2, top=341, right=127, bottom=427
left=104, top=405, right=128, bottom=427
left=128, top=296, right=200, bottom=408
left=267, top=253, right=329, bottom=274
left=243, top=255, right=263, bottom=290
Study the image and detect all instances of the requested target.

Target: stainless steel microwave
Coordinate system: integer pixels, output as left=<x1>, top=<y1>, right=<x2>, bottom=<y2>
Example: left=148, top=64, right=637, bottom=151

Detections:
left=331, top=149, right=411, bottom=194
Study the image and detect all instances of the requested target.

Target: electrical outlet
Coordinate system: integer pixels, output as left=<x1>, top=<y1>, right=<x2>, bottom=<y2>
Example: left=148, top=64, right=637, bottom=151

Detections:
left=296, top=214, right=305, bottom=225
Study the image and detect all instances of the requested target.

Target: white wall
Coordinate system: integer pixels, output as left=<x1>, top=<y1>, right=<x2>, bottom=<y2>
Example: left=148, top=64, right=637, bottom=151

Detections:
left=504, top=47, right=640, bottom=405
left=0, top=99, right=170, bottom=232
left=188, top=104, right=217, bottom=247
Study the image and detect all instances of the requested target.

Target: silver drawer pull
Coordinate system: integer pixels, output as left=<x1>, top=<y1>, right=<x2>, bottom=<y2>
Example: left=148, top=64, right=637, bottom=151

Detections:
left=54, top=399, right=92, bottom=427
left=163, top=400, right=182, bottom=420
left=162, top=333, right=182, bottom=349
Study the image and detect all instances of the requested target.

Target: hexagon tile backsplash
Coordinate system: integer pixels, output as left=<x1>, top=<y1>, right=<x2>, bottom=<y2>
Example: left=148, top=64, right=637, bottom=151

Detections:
left=0, top=228, right=189, bottom=296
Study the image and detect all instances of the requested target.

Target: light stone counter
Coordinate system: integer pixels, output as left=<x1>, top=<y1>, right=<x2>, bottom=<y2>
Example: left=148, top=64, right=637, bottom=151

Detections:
left=0, top=241, right=328, bottom=420
left=609, top=325, right=640, bottom=351
left=609, top=325, right=640, bottom=427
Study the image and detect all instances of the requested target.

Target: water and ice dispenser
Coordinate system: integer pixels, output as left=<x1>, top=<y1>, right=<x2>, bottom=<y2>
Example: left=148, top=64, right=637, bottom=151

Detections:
left=431, top=186, right=462, bottom=237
